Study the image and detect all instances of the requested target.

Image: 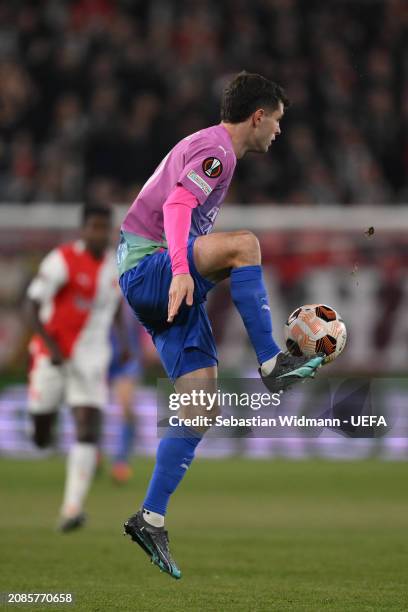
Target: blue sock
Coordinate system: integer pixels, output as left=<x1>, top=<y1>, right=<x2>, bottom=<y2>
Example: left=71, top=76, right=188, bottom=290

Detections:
left=115, top=420, right=135, bottom=463
left=143, top=424, right=202, bottom=516
left=231, top=265, right=281, bottom=364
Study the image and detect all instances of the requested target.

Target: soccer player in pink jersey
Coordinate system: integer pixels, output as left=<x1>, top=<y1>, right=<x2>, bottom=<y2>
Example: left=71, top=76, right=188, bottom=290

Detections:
left=119, top=72, right=323, bottom=577
left=26, top=205, right=121, bottom=531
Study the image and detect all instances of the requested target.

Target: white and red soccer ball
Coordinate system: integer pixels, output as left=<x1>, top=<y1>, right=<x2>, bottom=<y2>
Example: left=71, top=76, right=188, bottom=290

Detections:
left=284, top=304, right=347, bottom=364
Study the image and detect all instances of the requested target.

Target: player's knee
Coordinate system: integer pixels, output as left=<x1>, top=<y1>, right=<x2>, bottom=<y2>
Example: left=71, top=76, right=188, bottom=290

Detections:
left=230, top=231, right=261, bottom=267
left=76, top=418, right=100, bottom=444
left=73, top=407, right=101, bottom=444
left=75, top=419, right=101, bottom=444
left=76, top=429, right=100, bottom=444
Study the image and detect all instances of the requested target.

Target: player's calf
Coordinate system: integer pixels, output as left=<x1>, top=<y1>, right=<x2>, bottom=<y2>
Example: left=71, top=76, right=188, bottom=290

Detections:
left=60, top=406, right=101, bottom=528
left=174, top=373, right=220, bottom=433
left=134, top=374, right=215, bottom=546
left=72, top=406, right=101, bottom=444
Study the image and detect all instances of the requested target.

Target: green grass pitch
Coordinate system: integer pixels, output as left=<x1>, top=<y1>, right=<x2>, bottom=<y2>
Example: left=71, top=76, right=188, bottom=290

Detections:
left=1, top=457, right=408, bottom=611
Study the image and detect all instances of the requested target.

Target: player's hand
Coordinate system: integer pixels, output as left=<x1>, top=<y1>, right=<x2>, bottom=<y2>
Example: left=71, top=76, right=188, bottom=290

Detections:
left=167, top=273, right=194, bottom=323
left=48, top=341, right=64, bottom=366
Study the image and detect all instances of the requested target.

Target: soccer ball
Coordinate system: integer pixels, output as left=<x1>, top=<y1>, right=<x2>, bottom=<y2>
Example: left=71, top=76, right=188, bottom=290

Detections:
left=284, top=304, right=347, bottom=363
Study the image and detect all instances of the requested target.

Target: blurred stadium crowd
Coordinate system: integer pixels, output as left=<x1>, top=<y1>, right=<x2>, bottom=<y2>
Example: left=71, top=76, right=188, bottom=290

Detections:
left=0, top=0, right=406, bottom=206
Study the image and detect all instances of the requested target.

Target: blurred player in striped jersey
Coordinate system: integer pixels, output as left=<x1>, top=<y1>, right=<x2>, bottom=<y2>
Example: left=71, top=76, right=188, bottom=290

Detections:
left=26, top=205, right=122, bottom=531
left=118, top=72, right=324, bottom=578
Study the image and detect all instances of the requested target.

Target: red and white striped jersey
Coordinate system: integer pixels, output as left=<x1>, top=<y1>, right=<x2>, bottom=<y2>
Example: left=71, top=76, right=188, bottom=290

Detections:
left=27, top=240, right=120, bottom=361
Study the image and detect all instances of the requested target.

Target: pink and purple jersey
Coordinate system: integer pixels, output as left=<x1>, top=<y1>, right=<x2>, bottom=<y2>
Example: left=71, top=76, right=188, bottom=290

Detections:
left=118, top=124, right=236, bottom=276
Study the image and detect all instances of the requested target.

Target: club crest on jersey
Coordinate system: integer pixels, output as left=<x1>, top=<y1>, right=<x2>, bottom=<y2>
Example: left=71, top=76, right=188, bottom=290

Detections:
left=202, top=157, right=223, bottom=178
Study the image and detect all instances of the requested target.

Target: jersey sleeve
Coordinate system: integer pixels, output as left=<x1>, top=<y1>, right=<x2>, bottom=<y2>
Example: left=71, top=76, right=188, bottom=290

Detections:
left=177, top=143, right=233, bottom=205
left=163, top=186, right=198, bottom=275
left=26, top=249, right=68, bottom=303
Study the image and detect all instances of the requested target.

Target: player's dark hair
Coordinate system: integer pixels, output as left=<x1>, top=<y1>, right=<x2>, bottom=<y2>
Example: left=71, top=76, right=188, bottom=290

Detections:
left=221, top=71, right=290, bottom=123
left=81, top=204, right=112, bottom=225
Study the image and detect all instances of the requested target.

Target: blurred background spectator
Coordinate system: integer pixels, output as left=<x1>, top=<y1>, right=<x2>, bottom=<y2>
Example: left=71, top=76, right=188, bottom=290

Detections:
left=0, top=0, right=406, bottom=205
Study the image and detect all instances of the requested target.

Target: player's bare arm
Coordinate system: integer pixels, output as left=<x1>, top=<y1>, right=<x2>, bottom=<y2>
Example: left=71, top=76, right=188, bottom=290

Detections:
left=26, top=298, right=64, bottom=365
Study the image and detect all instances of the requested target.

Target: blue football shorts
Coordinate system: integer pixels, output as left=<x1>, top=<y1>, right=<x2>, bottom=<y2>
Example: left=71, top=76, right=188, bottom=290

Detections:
left=119, top=236, right=217, bottom=382
left=108, top=318, right=141, bottom=381
left=108, top=350, right=141, bottom=382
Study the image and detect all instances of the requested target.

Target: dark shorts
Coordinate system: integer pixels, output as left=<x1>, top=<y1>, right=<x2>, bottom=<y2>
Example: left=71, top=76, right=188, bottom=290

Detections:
left=119, top=237, right=217, bottom=382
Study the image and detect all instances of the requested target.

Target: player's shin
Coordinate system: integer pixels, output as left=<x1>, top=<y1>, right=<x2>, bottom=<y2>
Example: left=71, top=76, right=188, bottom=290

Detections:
left=142, top=424, right=203, bottom=526
left=61, top=442, right=97, bottom=518
left=115, top=417, right=135, bottom=463
left=230, top=265, right=281, bottom=367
